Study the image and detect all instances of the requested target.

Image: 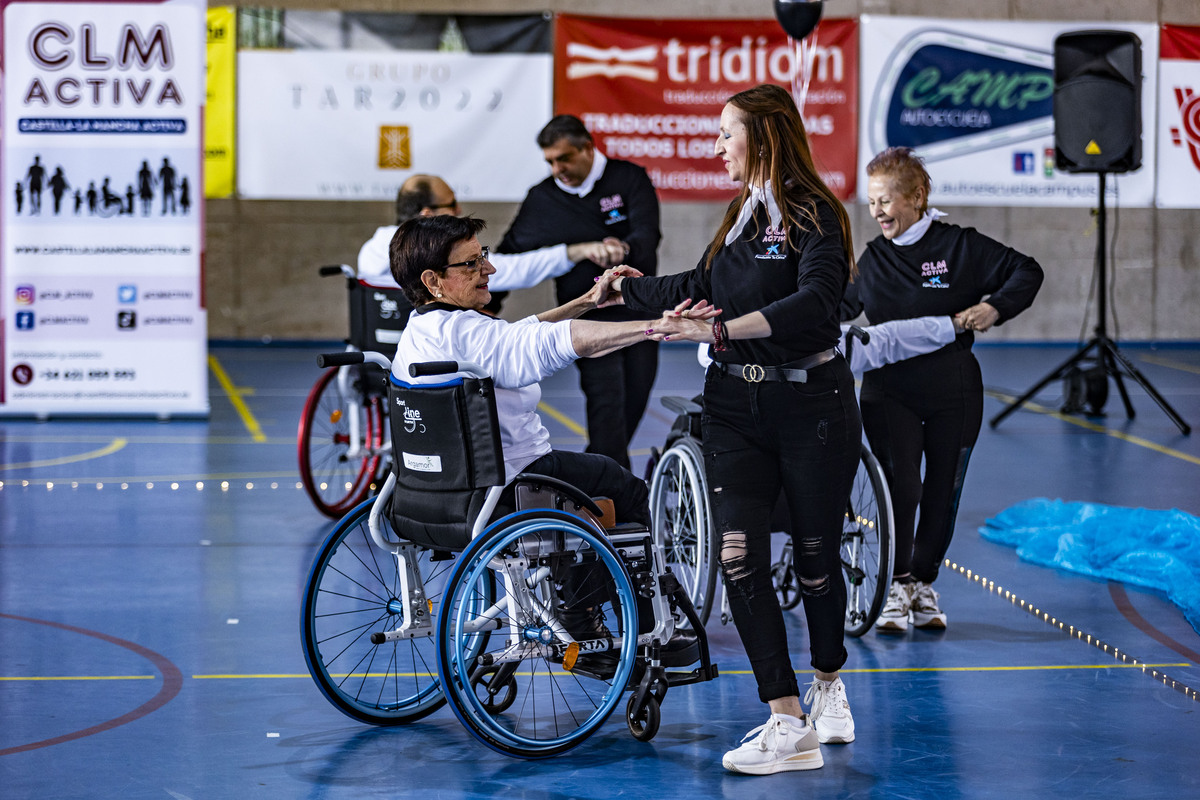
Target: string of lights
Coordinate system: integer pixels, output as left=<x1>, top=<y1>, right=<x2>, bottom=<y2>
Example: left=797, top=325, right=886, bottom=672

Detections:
left=946, top=558, right=1199, bottom=702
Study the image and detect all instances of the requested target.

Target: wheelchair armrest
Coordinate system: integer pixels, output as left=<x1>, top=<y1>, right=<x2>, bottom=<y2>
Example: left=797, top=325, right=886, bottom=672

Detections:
left=512, top=472, right=606, bottom=519
left=660, top=396, right=703, bottom=417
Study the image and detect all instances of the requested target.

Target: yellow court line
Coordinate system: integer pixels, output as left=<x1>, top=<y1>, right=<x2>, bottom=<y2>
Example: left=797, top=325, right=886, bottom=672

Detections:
left=207, top=354, right=267, bottom=443
left=2, top=662, right=1188, bottom=682
left=0, top=438, right=126, bottom=471
left=1138, top=353, right=1200, bottom=376
left=537, top=401, right=587, bottom=438
left=987, top=389, right=1200, bottom=466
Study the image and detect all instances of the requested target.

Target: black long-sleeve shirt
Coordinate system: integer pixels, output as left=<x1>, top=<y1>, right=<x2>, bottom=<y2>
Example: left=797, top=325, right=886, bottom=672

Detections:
left=498, top=158, right=661, bottom=322
left=622, top=198, right=850, bottom=367
left=842, top=221, right=1044, bottom=330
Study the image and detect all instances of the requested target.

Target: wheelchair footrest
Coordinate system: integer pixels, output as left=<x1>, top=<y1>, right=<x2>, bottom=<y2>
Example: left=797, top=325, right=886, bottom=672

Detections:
left=663, top=663, right=720, bottom=688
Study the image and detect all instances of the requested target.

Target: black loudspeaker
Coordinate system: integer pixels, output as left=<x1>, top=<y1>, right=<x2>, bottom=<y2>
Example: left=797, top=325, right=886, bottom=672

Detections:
left=1053, top=30, right=1142, bottom=173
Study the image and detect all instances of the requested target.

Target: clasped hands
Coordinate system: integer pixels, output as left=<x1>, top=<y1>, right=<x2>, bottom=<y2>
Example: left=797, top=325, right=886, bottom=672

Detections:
left=645, top=298, right=723, bottom=343
left=954, top=301, right=999, bottom=333
left=568, top=236, right=630, bottom=268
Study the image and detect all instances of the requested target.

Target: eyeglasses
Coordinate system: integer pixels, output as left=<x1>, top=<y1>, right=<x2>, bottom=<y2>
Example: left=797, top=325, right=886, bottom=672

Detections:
left=426, top=199, right=459, bottom=211
left=442, top=246, right=489, bottom=273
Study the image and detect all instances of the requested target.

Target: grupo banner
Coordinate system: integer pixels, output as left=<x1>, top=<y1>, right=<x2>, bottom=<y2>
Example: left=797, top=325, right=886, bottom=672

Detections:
left=860, top=16, right=1158, bottom=207
left=1, top=0, right=208, bottom=417
left=236, top=49, right=552, bottom=201
left=1157, top=24, right=1200, bottom=209
left=554, top=14, right=858, bottom=202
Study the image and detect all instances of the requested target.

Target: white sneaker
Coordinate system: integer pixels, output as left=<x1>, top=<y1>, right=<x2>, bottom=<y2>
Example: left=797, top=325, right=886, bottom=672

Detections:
left=911, top=581, right=947, bottom=629
left=875, top=581, right=913, bottom=633
left=804, top=676, right=855, bottom=744
left=722, top=714, right=824, bottom=775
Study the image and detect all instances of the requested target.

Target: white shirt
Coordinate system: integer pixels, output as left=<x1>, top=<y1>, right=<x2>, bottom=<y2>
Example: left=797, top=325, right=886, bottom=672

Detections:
left=695, top=316, right=956, bottom=374
left=356, top=225, right=573, bottom=291
left=393, top=306, right=579, bottom=481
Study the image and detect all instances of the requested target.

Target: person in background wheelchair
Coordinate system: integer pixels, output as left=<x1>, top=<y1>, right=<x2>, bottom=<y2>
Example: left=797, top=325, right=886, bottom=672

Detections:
left=357, top=173, right=628, bottom=315
left=387, top=213, right=696, bottom=671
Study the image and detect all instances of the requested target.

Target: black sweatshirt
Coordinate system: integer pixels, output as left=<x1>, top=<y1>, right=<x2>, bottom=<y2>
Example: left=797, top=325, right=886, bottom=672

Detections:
left=841, top=221, right=1044, bottom=333
left=622, top=198, right=849, bottom=367
left=498, top=158, right=661, bottom=322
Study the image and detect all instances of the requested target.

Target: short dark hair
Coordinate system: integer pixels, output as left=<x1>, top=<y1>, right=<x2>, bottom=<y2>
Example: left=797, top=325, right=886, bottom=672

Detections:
left=394, top=178, right=435, bottom=224
left=389, top=215, right=487, bottom=306
left=536, top=114, right=593, bottom=150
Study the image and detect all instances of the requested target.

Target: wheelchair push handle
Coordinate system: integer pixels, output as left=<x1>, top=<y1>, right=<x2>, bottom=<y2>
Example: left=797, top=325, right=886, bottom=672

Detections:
left=409, top=360, right=489, bottom=379
left=317, top=350, right=392, bottom=371
left=318, top=264, right=355, bottom=278
left=846, top=324, right=870, bottom=345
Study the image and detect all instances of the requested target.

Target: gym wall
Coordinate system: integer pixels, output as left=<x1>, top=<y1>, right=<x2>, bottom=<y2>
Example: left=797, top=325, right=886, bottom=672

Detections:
left=205, top=0, right=1200, bottom=343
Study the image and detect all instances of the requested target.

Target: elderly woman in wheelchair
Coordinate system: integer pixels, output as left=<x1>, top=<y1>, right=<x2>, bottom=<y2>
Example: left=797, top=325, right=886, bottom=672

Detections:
left=300, top=214, right=716, bottom=758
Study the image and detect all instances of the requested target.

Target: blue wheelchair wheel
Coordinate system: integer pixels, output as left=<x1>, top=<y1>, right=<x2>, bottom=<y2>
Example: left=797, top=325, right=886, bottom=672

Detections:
left=437, top=509, right=639, bottom=758
left=301, top=498, right=472, bottom=724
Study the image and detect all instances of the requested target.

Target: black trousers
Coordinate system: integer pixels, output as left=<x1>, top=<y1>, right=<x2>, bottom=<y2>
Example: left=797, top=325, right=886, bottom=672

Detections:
left=859, top=347, right=983, bottom=584
left=522, top=449, right=649, bottom=527
left=702, top=357, right=861, bottom=702
left=575, top=340, right=659, bottom=470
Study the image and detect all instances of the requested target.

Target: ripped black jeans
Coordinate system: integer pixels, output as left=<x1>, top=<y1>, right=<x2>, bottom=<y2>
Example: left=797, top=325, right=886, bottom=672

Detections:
left=702, top=357, right=862, bottom=703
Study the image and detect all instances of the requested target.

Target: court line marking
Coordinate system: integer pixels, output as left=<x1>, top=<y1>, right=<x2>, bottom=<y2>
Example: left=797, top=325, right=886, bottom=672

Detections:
left=537, top=401, right=587, bottom=438
left=0, top=613, right=183, bottom=756
left=208, top=354, right=267, bottom=443
left=986, top=389, right=1200, bottom=466
left=1138, top=353, right=1200, bottom=375
left=0, top=438, right=126, bottom=471
left=3, top=663, right=1191, bottom=682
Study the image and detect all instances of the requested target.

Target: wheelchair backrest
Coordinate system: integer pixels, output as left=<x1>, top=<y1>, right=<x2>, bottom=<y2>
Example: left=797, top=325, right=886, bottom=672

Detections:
left=385, top=374, right=505, bottom=551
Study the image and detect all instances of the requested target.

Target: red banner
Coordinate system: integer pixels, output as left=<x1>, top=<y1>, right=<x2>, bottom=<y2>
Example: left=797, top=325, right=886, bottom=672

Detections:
left=553, top=15, right=859, bottom=202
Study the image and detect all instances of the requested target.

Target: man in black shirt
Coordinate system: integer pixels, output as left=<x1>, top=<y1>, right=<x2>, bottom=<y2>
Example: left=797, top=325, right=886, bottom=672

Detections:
left=498, top=116, right=662, bottom=470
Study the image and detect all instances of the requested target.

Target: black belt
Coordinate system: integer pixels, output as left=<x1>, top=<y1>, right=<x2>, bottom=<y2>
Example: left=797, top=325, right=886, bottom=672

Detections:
left=712, top=347, right=839, bottom=383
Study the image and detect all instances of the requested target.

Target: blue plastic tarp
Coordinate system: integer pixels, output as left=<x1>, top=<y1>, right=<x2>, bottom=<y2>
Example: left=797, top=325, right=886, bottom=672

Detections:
left=980, top=498, right=1200, bottom=635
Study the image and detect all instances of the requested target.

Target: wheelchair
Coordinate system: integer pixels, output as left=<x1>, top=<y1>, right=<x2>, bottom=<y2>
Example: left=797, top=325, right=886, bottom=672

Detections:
left=301, top=351, right=718, bottom=758
left=297, top=265, right=410, bottom=517
left=646, top=331, right=895, bottom=637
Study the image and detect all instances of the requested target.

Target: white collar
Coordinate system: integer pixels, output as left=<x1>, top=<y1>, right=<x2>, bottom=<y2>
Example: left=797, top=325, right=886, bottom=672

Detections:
left=725, top=182, right=783, bottom=245
left=893, top=208, right=947, bottom=245
left=555, top=150, right=607, bottom=197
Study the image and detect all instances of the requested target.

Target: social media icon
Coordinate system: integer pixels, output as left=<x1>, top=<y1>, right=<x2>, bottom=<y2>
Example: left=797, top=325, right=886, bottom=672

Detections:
left=117, top=310, right=137, bottom=329
left=15, top=285, right=34, bottom=305
left=16, top=311, right=35, bottom=330
left=118, top=285, right=137, bottom=303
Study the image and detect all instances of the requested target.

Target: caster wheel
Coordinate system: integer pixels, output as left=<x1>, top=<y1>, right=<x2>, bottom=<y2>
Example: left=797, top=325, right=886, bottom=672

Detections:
left=626, top=694, right=661, bottom=742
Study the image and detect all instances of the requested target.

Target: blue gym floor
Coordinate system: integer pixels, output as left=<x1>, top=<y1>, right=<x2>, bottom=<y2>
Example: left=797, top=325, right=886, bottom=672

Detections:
left=2, top=341, right=1198, bottom=799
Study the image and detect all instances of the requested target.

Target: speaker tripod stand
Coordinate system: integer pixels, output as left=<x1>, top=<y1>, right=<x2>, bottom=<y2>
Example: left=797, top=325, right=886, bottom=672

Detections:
left=990, top=172, right=1191, bottom=435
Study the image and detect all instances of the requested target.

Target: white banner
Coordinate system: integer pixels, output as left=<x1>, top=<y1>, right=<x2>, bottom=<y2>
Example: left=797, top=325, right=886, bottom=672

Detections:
left=237, top=50, right=552, bottom=202
left=1, top=0, right=207, bottom=416
left=1157, top=25, right=1200, bottom=208
left=859, top=16, right=1158, bottom=207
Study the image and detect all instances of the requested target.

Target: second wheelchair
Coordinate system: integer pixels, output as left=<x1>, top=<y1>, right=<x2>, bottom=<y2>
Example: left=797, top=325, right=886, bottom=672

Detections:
left=646, top=393, right=894, bottom=637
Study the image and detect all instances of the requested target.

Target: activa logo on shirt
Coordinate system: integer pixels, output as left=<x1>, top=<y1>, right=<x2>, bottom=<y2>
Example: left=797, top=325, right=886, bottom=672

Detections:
left=922, top=259, right=950, bottom=288
left=754, top=226, right=788, bottom=260
left=600, top=193, right=627, bottom=224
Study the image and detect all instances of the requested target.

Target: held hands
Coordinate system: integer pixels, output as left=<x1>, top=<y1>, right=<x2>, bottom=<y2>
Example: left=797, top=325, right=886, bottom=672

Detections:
left=567, top=237, right=630, bottom=267
left=585, top=265, right=644, bottom=309
left=954, top=301, right=1000, bottom=333
left=645, top=298, right=723, bottom=343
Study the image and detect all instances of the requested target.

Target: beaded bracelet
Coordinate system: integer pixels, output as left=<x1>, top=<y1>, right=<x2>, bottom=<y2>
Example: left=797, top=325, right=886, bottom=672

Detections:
left=712, top=318, right=730, bottom=352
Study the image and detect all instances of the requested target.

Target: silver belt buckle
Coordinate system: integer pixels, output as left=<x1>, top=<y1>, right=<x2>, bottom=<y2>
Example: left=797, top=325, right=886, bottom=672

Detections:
left=742, top=364, right=765, bottom=383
